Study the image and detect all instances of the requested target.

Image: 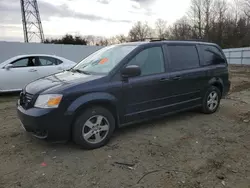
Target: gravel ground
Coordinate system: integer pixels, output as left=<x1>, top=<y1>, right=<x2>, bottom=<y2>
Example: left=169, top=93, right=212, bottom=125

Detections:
left=0, top=65, right=250, bottom=188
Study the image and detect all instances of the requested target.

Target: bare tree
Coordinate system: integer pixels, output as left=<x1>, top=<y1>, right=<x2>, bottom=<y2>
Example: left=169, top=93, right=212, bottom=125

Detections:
left=115, top=34, right=128, bottom=43
left=203, top=0, right=213, bottom=40
left=85, top=35, right=98, bottom=45
left=128, top=21, right=153, bottom=41
left=214, top=0, right=227, bottom=23
left=47, top=0, right=250, bottom=49
left=243, top=0, right=250, bottom=15
left=210, top=0, right=228, bottom=46
left=105, top=37, right=117, bottom=45
left=169, top=17, right=193, bottom=40
left=154, top=19, right=169, bottom=39
left=242, top=0, right=250, bottom=23
left=215, top=1, right=227, bottom=27
left=97, top=38, right=109, bottom=46
left=188, top=0, right=204, bottom=38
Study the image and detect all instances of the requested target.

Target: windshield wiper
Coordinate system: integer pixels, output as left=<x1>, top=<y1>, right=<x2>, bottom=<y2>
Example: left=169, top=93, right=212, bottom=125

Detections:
left=71, top=69, right=91, bottom=75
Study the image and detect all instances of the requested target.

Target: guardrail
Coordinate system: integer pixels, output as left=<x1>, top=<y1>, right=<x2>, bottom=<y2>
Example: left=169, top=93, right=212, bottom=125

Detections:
left=223, top=48, right=250, bottom=65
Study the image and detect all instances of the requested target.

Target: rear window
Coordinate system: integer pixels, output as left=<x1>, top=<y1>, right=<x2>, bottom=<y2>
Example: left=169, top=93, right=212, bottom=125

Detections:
left=167, top=45, right=200, bottom=71
left=201, top=45, right=226, bottom=65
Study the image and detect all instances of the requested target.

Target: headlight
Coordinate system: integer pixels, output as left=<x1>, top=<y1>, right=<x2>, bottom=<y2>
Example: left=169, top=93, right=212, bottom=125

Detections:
left=34, top=94, right=63, bottom=108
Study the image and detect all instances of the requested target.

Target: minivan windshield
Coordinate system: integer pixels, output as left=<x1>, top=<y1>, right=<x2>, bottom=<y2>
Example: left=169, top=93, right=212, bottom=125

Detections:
left=72, top=45, right=137, bottom=74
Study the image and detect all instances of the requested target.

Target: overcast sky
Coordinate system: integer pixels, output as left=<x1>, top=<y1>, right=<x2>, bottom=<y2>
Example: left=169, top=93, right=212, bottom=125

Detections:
left=0, top=0, right=190, bottom=42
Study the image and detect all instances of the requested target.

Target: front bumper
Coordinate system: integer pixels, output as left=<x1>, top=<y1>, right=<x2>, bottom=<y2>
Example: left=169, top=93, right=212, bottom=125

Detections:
left=17, top=100, right=72, bottom=142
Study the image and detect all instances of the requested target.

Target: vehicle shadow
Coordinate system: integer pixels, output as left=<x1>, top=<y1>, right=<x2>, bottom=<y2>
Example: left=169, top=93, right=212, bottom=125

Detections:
left=23, top=111, right=197, bottom=152
left=24, top=109, right=203, bottom=151
left=112, top=109, right=202, bottom=140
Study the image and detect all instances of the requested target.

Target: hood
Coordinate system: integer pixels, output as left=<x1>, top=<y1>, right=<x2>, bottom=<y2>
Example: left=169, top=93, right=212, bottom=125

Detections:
left=25, top=70, right=104, bottom=94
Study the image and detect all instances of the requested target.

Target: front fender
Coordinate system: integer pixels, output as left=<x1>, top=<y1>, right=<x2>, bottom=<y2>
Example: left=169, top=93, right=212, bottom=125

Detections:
left=65, top=92, right=118, bottom=115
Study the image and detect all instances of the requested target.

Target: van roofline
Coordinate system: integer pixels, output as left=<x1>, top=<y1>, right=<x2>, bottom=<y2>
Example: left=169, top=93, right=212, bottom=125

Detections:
left=117, top=40, right=219, bottom=47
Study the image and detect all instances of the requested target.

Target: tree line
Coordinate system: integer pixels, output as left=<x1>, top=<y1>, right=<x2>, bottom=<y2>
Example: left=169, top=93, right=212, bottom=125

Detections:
left=44, top=0, right=250, bottom=49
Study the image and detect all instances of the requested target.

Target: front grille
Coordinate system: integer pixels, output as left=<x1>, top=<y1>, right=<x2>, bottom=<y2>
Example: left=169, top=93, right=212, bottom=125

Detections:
left=25, top=93, right=33, bottom=103
left=20, top=91, right=34, bottom=109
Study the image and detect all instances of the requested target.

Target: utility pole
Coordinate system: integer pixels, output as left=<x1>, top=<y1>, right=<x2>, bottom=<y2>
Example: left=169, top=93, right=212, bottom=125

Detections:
left=20, top=0, right=45, bottom=43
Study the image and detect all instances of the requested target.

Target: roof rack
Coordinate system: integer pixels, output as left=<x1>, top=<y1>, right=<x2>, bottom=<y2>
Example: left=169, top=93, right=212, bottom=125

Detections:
left=138, top=38, right=167, bottom=42
left=150, top=38, right=168, bottom=42
left=181, top=39, right=208, bottom=42
left=134, top=38, right=208, bottom=43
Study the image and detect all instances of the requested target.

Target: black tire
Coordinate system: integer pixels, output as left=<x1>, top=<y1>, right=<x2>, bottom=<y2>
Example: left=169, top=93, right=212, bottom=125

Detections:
left=73, top=106, right=115, bottom=149
left=201, top=86, right=221, bottom=114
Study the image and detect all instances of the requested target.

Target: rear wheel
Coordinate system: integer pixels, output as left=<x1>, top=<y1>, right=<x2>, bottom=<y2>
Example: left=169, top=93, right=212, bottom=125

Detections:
left=201, top=86, right=221, bottom=114
left=73, top=106, right=115, bottom=149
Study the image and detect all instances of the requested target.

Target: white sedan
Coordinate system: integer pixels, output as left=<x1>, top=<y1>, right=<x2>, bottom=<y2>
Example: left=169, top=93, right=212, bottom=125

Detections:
left=0, top=54, right=76, bottom=93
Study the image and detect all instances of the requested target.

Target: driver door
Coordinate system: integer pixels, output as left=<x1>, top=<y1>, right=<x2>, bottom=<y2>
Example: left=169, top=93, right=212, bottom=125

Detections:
left=120, top=45, right=170, bottom=124
left=0, top=57, right=40, bottom=91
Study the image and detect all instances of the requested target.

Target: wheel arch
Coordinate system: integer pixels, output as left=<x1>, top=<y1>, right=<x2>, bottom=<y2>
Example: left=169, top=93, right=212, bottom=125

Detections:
left=208, top=77, right=224, bottom=95
left=66, top=92, right=120, bottom=130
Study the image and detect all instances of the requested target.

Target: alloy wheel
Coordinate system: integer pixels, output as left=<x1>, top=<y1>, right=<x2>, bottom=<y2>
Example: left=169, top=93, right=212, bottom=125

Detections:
left=82, top=115, right=110, bottom=144
left=207, top=91, right=219, bottom=111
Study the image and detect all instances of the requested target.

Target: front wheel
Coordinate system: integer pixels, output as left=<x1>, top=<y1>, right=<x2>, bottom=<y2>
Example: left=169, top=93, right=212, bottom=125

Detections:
left=201, top=86, right=221, bottom=114
left=73, top=106, right=115, bottom=149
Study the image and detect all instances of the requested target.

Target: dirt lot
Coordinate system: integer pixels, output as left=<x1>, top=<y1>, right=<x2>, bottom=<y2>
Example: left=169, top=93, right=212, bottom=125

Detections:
left=0, top=65, right=250, bottom=188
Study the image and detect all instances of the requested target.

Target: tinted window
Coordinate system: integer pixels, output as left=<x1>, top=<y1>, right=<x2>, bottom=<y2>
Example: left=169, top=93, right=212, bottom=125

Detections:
left=201, top=45, right=225, bottom=65
left=38, top=57, right=57, bottom=66
left=11, top=57, right=35, bottom=67
left=167, top=45, right=200, bottom=71
left=127, top=46, right=165, bottom=76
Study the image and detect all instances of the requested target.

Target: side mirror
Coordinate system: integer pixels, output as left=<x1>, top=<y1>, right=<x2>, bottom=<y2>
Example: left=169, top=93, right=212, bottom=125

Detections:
left=121, top=65, right=141, bottom=78
left=4, top=64, right=14, bottom=70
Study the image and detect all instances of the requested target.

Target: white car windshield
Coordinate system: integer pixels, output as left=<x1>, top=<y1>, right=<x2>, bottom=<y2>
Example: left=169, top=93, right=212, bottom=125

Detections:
left=72, top=45, right=137, bottom=74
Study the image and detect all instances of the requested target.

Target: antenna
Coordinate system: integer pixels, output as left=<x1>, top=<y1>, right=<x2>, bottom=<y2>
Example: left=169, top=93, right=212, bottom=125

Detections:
left=20, top=0, right=45, bottom=43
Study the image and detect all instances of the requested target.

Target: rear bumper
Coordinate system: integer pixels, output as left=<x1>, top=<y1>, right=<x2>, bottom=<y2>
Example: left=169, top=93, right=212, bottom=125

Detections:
left=17, top=101, right=72, bottom=142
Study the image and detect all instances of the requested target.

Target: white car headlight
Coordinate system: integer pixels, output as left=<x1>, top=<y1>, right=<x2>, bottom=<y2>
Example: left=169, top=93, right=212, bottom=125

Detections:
left=34, top=94, right=63, bottom=108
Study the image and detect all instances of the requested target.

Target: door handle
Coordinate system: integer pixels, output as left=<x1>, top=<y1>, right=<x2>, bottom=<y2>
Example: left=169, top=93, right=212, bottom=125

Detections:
left=29, top=69, right=37, bottom=72
left=159, top=78, right=169, bottom=82
left=171, top=76, right=181, bottom=80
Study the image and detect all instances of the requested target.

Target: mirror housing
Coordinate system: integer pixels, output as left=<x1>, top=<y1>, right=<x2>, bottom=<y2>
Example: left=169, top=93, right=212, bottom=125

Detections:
left=4, top=64, right=13, bottom=70
left=121, top=65, right=141, bottom=79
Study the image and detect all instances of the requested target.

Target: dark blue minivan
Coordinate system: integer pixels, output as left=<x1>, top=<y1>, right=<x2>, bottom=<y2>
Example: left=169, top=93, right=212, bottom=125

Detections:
left=17, top=40, right=230, bottom=149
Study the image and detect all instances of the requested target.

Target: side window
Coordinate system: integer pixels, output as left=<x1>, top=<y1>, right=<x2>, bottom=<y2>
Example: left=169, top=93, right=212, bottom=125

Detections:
left=127, top=46, right=165, bottom=76
left=38, top=57, right=57, bottom=66
left=11, top=57, right=35, bottom=67
left=56, top=59, right=63, bottom=65
left=201, top=45, right=225, bottom=65
left=167, top=45, right=200, bottom=71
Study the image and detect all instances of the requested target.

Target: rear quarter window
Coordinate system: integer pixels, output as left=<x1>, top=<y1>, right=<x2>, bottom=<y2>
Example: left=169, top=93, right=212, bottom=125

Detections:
left=201, top=45, right=226, bottom=65
left=56, top=59, right=63, bottom=65
left=167, top=44, right=200, bottom=71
